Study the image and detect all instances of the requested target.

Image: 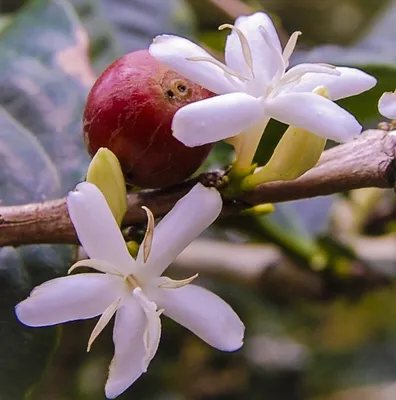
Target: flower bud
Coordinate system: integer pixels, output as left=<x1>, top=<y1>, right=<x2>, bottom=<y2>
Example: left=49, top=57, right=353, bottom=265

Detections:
left=86, top=147, right=127, bottom=225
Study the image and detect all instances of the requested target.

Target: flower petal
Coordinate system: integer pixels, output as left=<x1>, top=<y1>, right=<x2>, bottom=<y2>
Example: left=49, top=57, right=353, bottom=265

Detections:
left=149, top=34, right=239, bottom=94
left=105, top=296, right=148, bottom=399
left=67, top=182, right=135, bottom=276
left=265, top=92, right=362, bottom=142
left=291, top=67, right=377, bottom=100
left=15, top=274, right=122, bottom=327
left=280, top=63, right=340, bottom=88
left=172, top=93, right=263, bottom=147
left=226, top=11, right=282, bottom=85
left=132, top=287, right=162, bottom=371
left=155, top=284, right=245, bottom=351
left=137, top=184, right=222, bottom=279
left=378, top=91, right=396, bottom=119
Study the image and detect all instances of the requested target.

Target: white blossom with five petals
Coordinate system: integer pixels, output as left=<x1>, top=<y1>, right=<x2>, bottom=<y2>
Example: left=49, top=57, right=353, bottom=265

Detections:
left=150, top=12, right=376, bottom=171
left=15, top=182, right=244, bottom=399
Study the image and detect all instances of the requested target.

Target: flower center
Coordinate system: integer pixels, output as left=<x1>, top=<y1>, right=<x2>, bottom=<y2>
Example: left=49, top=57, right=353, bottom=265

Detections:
left=126, top=274, right=140, bottom=289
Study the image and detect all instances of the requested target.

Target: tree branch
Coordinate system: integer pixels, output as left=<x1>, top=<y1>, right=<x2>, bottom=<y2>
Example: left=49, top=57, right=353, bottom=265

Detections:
left=0, top=129, right=395, bottom=247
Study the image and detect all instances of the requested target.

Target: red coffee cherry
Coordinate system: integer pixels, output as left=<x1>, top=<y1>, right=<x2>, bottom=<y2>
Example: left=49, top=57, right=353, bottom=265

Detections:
left=83, top=49, right=215, bottom=188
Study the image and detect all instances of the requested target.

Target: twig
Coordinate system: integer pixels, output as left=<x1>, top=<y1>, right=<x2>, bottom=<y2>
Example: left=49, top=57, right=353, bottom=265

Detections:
left=0, top=129, right=395, bottom=247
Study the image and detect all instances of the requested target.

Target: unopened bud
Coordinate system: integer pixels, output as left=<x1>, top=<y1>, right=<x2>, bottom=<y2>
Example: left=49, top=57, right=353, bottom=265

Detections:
left=87, top=147, right=127, bottom=226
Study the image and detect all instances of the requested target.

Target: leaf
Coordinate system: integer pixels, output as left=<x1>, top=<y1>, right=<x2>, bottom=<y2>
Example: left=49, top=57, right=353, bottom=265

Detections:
left=69, top=0, right=124, bottom=72
left=0, top=107, right=60, bottom=205
left=0, top=0, right=91, bottom=192
left=70, top=0, right=195, bottom=73
left=0, top=108, right=65, bottom=400
left=101, top=0, right=195, bottom=52
left=292, top=1, right=396, bottom=124
left=0, top=0, right=93, bottom=397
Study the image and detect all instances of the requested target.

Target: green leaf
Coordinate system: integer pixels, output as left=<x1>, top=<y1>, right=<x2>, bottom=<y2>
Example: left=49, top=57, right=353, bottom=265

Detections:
left=69, top=0, right=123, bottom=72
left=0, top=108, right=66, bottom=400
left=70, top=0, right=194, bottom=73
left=0, top=107, right=61, bottom=204
left=293, top=1, right=396, bottom=123
left=0, top=0, right=93, bottom=397
left=0, top=0, right=91, bottom=192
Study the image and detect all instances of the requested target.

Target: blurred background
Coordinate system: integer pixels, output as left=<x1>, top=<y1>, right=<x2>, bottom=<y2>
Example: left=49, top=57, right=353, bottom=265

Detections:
left=0, top=0, right=395, bottom=399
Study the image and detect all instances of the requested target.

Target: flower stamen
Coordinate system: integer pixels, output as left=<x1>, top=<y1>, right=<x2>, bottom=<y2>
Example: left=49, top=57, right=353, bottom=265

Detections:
left=282, top=31, right=301, bottom=67
left=218, top=23, right=255, bottom=79
left=158, top=273, right=199, bottom=289
left=126, top=274, right=140, bottom=289
left=186, top=56, right=249, bottom=81
left=258, top=25, right=285, bottom=82
left=141, top=206, right=154, bottom=263
left=280, top=63, right=338, bottom=87
left=87, top=297, right=121, bottom=352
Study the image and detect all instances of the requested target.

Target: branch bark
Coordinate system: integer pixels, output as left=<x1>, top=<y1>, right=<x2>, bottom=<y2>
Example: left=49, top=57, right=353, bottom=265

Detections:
left=0, top=129, right=395, bottom=247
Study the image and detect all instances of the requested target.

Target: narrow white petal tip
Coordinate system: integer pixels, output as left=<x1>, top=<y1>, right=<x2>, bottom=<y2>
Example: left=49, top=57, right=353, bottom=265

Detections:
left=105, top=385, right=125, bottom=400
left=221, top=321, right=245, bottom=352
left=378, top=91, right=396, bottom=119
left=158, top=284, right=244, bottom=352
left=14, top=303, right=29, bottom=326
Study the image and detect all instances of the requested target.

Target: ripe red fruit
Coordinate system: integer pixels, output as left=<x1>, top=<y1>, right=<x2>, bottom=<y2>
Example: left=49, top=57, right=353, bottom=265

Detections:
left=83, top=49, right=215, bottom=188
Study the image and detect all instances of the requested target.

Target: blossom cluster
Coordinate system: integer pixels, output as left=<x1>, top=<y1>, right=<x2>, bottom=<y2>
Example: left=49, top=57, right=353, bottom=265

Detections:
left=15, top=10, right=395, bottom=399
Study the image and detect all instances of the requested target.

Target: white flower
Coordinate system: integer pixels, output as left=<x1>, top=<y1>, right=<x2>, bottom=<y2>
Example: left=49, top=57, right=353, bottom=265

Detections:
left=15, top=182, right=244, bottom=399
left=150, top=12, right=376, bottom=171
left=378, top=90, right=396, bottom=119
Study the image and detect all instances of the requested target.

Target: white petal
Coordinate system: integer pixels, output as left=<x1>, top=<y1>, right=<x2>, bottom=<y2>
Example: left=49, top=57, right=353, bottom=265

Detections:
left=266, top=92, right=362, bottom=142
left=234, top=12, right=281, bottom=53
left=227, top=12, right=282, bottom=84
left=105, top=296, right=148, bottom=399
left=155, top=284, right=244, bottom=351
left=67, top=182, right=135, bottom=276
left=378, top=91, right=396, bottom=119
left=172, top=93, right=263, bottom=147
left=137, top=184, right=222, bottom=279
left=149, top=35, right=238, bottom=94
left=280, top=63, right=340, bottom=88
left=132, top=288, right=161, bottom=371
left=15, top=274, right=122, bottom=327
left=292, top=67, right=377, bottom=100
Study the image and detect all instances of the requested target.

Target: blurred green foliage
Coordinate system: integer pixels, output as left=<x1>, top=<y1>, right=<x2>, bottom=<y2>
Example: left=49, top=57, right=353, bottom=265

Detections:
left=0, top=0, right=395, bottom=399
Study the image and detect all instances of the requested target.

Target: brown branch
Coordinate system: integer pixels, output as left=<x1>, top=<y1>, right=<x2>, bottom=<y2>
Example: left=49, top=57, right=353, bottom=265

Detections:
left=0, top=129, right=395, bottom=247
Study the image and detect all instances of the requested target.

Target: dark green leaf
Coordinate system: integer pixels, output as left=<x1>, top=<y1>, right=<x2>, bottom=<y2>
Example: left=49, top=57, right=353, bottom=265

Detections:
left=0, top=0, right=92, bottom=397
left=0, top=0, right=91, bottom=192
left=294, top=1, right=396, bottom=123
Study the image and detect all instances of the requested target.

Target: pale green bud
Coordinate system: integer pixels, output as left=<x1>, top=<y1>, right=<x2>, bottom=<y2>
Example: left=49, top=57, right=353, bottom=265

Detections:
left=86, top=148, right=127, bottom=226
left=126, top=240, right=139, bottom=258
left=240, top=203, right=275, bottom=216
